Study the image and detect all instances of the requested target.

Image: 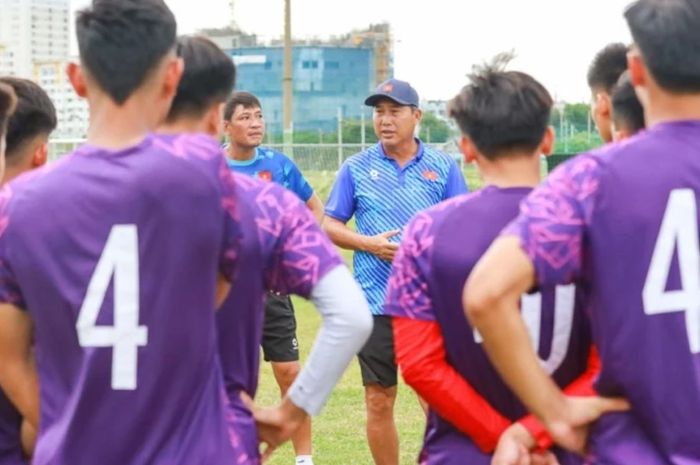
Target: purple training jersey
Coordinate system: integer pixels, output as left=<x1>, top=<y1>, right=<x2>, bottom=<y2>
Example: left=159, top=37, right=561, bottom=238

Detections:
left=0, top=393, right=23, bottom=465
left=0, top=133, right=242, bottom=465
left=217, top=173, right=343, bottom=463
left=385, top=186, right=592, bottom=465
left=506, top=121, right=700, bottom=464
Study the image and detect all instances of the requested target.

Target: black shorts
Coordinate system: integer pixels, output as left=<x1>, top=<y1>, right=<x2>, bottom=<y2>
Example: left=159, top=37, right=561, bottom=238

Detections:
left=262, top=293, right=299, bottom=363
left=358, top=315, right=397, bottom=387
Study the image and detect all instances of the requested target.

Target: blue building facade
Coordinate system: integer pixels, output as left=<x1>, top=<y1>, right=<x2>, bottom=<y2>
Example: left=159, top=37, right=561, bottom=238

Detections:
left=229, top=46, right=377, bottom=135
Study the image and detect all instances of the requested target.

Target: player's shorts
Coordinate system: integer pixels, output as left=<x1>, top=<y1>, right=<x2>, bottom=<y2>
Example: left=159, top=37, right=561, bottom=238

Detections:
left=358, top=315, right=397, bottom=387
left=262, top=292, right=299, bottom=363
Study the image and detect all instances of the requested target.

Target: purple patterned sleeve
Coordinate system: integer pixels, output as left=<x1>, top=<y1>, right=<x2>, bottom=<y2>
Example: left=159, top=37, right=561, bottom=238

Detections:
left=384, top=211, right=436, bottom=322
left=0, top=185, right=26, bottom=308
left=260, top=186, right=343, bottom=298
left=504, top=154, right=603, bottom=286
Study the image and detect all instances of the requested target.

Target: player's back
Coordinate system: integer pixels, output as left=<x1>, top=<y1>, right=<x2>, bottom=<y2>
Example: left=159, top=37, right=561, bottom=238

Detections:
left=216, top=174, right=270, bottom=464
left=579, top=121, right=700, bottom=461
left=422, top=187, right=591, bottom=464
left=217, top=173, right=342, bottom=463
left=0, top=133, right=237, bottom=465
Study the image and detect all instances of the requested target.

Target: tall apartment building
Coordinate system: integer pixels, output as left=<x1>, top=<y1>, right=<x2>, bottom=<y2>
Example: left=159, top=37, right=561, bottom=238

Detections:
left=34, top=59, right=88, bottom=139
left=0, top=0, right=70, bottom=78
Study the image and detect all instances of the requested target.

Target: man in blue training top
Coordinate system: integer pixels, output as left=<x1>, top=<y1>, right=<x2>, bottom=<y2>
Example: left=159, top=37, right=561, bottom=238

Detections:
left=223, top=91, right=323, bottom=465
left=323, top=78, right=468, bottom=465
left=224, top=92, right=324, bottom=221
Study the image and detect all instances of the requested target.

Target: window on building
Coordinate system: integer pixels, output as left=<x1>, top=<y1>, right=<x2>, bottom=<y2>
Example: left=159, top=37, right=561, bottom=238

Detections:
left=326, top=61, right=340, bottom=69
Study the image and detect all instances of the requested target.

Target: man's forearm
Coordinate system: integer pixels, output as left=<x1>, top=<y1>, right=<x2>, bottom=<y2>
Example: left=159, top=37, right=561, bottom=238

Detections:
left=287, top=266, right=373, bottom=415
left=323, top=218, right=369, bottom=252
left=306, top=194, right=325, bottom=225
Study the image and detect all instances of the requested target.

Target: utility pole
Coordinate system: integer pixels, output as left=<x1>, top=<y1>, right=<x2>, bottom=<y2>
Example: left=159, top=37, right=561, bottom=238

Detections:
left=283, top=0, right=293, bottom=151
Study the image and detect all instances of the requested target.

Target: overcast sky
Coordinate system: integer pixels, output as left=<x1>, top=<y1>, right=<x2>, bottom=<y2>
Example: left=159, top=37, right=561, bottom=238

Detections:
left=71, top=0, right=634, bottom=102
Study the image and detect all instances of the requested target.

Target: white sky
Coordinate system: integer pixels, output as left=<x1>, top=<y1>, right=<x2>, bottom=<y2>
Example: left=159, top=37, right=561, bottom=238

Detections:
left=71, top=0, right=634, bottom=102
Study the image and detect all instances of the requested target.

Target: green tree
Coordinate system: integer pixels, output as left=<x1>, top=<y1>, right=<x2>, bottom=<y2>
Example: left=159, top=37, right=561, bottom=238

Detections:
left=418, top=111, right=452, bottom=143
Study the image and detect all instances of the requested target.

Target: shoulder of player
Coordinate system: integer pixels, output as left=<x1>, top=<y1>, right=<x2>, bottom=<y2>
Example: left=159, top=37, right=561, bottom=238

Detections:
left=152, top=132, right=222, bottom=159
left=575, top=131, right=656, bottom=169
left=151, top=133, right=234, bottom=188
left=240, top=175, right=304, bottom=216
left=417, top=191, right=481, bottom=229
left=0, top=151, right=78, bottom=214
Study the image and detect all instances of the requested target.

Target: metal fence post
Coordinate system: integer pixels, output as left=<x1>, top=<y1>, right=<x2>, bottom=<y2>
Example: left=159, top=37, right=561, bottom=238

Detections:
left=337, top=107, right=343, bottom=170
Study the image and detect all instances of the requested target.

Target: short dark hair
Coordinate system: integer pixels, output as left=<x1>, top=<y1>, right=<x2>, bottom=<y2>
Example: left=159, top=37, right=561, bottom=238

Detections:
left=611, top=72, right=645, bottom=135
left=76, top=0, right=177, bottom=104
left=0, top=83, right=17, bottom=145
left=587, top=43, right=629, bottom=95
left=166, top=36, right=237, bottom=123
left=625, top=0, right=700, bottom=93
left=224, top=92, right=261, bottom=121
left=0, top=78, right=57, bottom=161
left=448, top=54, right=553, bottom=160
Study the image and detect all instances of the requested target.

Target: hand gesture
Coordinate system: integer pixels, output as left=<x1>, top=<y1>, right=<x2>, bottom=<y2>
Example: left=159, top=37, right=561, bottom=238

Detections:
left=546, top=396, right=630, bottom=454
left=492, top=423, right=559, bottom=465
left=241, top=392, right=308, bottom=462
left=365, top=229, right=401, bottom=262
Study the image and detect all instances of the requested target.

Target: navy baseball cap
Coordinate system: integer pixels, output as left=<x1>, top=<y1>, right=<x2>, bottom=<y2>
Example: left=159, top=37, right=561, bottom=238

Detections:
left=364, top=78, right=420, bottom=107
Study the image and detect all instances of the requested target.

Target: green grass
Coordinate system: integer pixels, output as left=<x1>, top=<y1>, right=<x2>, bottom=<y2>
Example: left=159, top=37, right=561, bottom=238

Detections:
left=256, top=297, right=426, bottom=465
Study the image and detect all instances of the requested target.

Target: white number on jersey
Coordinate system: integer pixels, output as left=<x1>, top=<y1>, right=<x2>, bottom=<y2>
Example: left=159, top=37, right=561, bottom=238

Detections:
left=474, top=284, right=576, bottom=374
left=643, top=189, right=700, bottom=354
left=76, top=225, right=148, bottom=390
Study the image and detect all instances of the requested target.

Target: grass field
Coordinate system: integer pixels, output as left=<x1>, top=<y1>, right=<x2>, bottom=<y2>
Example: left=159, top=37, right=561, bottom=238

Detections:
left=256, top=293, right=426, bottom=465
left=255, top=164, right=504, bottom=464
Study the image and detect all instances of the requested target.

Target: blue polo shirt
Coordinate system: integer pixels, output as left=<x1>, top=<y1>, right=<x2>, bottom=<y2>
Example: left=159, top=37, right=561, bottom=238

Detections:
left=325, top=140, right=468, bottom=315
left=226, top=147, right=314, bottom=202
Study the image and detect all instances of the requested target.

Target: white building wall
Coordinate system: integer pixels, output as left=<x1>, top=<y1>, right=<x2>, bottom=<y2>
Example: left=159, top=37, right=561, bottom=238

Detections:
left=0, top=0, right=70, bottom=78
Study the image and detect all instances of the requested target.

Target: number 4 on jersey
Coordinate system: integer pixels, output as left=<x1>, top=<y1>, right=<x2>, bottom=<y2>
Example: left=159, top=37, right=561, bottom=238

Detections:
left=76, top=225, right=148, bottom=390
left=643, top=189, right=700, bottom=354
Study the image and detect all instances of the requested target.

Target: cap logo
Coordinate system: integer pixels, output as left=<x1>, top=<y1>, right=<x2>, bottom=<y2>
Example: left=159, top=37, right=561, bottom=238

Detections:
left=383, top=84, right=394, bottom=92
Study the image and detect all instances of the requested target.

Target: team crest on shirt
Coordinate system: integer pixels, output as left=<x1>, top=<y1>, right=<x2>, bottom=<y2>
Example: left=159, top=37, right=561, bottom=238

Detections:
left=369, top=169, right=380, bottom=181
left=257, top=170, right=273, bottom=182
left=423, top=170, right=439, bottom=181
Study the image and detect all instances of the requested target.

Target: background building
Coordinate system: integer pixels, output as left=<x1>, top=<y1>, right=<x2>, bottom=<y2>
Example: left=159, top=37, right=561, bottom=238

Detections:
left=231, top=46, right=375, bottom=135
left=0, top=0, right=83, bottom=139
left=33, top=59, right=88, bottom=139
left=0, top=0, right=70, bottom=78
left=204, top=22, right=394, bottom=137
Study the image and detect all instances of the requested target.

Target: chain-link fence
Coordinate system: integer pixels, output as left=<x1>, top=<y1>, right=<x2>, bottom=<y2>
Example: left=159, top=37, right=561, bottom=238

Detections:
left=49, top=140, right=465, bottom=170
left=48, top=139, right=576, bottom=198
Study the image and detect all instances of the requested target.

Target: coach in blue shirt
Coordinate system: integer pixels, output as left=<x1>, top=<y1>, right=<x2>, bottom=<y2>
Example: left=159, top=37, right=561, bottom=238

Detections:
left=324, top=78, right=467, bottom=465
